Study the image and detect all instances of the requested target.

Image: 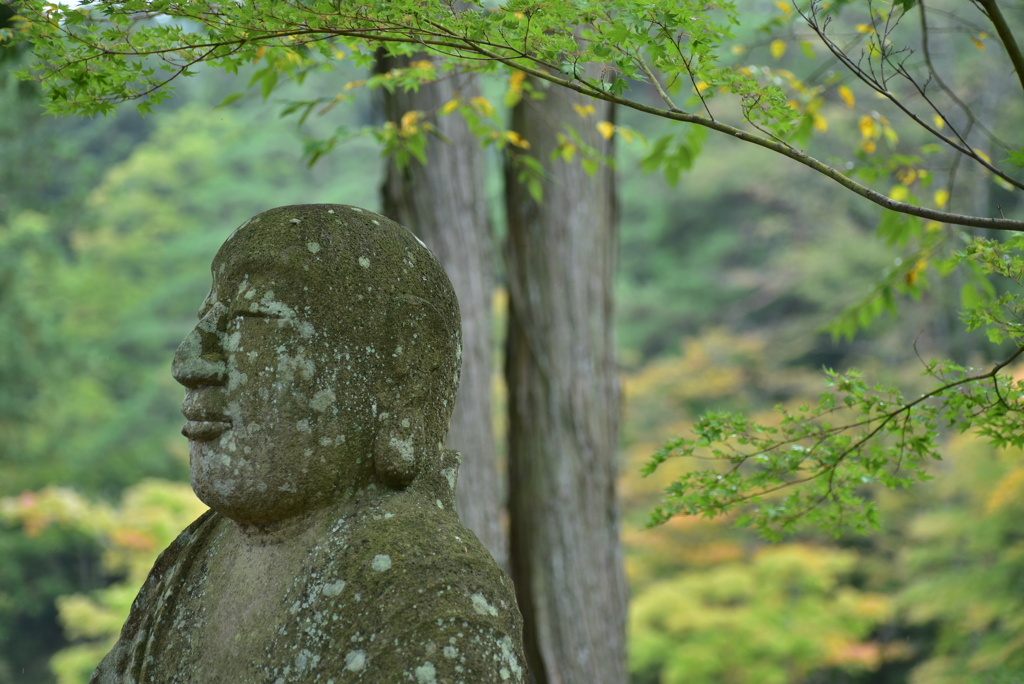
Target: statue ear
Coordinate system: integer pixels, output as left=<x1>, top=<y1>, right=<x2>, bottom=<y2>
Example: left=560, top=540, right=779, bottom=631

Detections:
left=373, top=411, right=423, bottom=488
left=373, top=295, right=446, bottom=489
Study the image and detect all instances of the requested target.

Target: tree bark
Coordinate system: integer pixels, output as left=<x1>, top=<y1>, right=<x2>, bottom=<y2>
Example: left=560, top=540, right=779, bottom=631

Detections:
left=504, top=84, right=628, bottom=683
left=379, top=55, right=507, bottom=568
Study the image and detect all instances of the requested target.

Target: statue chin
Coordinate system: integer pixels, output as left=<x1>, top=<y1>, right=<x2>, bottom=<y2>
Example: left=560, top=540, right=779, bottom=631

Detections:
left=189, top=447, right=296, bottom=526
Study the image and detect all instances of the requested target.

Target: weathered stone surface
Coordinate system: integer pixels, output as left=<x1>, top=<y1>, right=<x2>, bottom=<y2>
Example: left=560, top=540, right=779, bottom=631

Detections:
left=91, top=205, right=525, bottom=683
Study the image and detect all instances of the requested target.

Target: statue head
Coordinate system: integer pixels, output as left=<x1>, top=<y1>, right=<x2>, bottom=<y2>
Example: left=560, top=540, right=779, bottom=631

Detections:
left=170, top=205, right=462, bottom=527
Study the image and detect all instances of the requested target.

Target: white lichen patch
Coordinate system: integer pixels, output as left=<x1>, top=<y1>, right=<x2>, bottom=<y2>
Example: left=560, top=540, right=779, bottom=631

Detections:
left=497, top=635, right=523, bottom=679
left=311, top=389, right=336, bottom=412
left=371, top=555, right=392, bottom=572
left=296, top=419, right=311, bottom=434
left=227, top=366, right=248, bottom=392
left=441, top=468, right=456, bottom=490
left=323, top=580, right=346, bottom=597
left=389, top=435, right=415, bottom=463
left=258, top=291, right=298, bottom=320
left=289, top=218, right=301, bottom=224
left=414, top=662, right=438, bottom=684
left=344, top=649, right=367, bottom=672
left=307, top=242, right=321, bottom=254
left=359, top=256, right=371, bottom=268
left=442, top=645, right=459, bottom=659
left=470, top=593, right=498, bottom=617
left=295, top=649, right=319, bottom=671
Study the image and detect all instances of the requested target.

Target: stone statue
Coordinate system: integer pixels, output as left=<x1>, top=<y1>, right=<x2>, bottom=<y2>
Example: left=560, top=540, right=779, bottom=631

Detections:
left=91, top=205, right=526, bottom=684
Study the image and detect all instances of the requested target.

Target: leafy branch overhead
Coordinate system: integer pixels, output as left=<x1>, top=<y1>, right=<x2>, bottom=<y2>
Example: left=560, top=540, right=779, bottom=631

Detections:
left=3, top=0, right=1022, bottom=230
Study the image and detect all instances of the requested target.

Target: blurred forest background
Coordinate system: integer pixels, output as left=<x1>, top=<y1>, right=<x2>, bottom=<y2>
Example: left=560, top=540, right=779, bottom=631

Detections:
left=2, top=1, right=1023, bottom=683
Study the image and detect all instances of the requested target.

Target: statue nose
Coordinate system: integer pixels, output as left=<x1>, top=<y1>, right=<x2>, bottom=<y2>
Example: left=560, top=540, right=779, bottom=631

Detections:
left=172, top=325, right=228, bottom=388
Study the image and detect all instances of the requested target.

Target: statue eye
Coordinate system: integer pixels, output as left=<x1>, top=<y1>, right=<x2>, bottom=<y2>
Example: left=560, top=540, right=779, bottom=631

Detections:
left=236, top=308, right=285, bottom=320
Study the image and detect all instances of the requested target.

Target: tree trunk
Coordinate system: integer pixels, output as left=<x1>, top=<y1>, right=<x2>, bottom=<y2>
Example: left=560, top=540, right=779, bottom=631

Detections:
left=504, top=84, right=628, bottom=683
left=379, top=55, right=507, bottom=568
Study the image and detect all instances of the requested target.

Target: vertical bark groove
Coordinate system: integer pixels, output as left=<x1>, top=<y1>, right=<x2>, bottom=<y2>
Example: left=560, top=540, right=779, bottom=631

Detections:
left=505, top=83, right=628, bottom=684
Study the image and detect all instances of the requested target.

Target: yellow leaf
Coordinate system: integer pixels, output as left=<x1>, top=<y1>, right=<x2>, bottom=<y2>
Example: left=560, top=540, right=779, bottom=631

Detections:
left=411, top=60, right=434, bottom=71
left=971, top=35, right=985, bottom=50
left=925, top=221, right=943, bottom=232
left=905, top=260, right=927, bottom=286
left=974, top=148, right=992, bottom=164
left=506, top=131, right=530, bottom=149
left=812, top=113, right=828, bottom=132
left=572, top=103, right=596, bottom=118
left=995, top=176, right=1015, bottom=192
left=695, top=81, right=709, bottom=93
left=882, top=125, right=898, bottom=146
left=730, top=44, right=746, bottom=56
left=618, top=127, right=636, bottom=144
left=858, top=115, right=878, bottom=140
left=400, top=110, right=420, bottom=135
left=932, top=114, right=944, bottom=130
left=597, top=121, right=615, bottom=140
left=770, top=39, right=786, bottom=60
left=343, top=80, right=366, bottom=91
left=896, top=168, right=917, bottom=185
left=470, top=96, right=494, bottom=117
left=774, top=0, right=792, bottom=15
left=440, top=99, right=459, bottom=116
left=855, top=23, right=873, bottom=34
left=838, top=85, right=855, bottom=108
left=934, top=189, right=949, bottom=208
left=333, top=50, right=346, bottom=60
left=889, top=185, right=909, bottom=202
left=863, top=140, right=876, bottom=154
left=560, top=142, right=577, bottom=162
left=509, top=70, right=526, bottom=93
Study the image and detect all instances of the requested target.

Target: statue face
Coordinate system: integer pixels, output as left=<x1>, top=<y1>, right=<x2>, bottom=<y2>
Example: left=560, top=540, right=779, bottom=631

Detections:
left=171, top=249, right=376, bottom=526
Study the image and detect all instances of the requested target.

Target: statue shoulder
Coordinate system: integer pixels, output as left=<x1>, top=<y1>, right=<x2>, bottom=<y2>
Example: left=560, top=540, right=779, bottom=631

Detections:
left=89, top=509, right=224, bottom=684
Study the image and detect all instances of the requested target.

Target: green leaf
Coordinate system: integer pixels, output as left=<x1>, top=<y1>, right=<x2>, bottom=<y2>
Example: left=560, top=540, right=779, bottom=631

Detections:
left=214, top=93, right=244, bottom=109
left=1006, top=148, right=1024, bottom=169
left=961, top=282, right=985, bottom=310
left=260, top=69, right=279, bottom=100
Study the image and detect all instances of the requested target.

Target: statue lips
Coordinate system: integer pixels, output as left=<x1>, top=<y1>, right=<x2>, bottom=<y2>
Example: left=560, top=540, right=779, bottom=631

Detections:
left=181, top=419, right=231, bottom=442
left=181, top=404, right=231, bottom=442
left=181, top=389, right=231, bottom=441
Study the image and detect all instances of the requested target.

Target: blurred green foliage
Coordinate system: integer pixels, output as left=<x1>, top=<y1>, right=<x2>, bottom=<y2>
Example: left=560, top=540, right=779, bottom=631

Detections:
left=1, top=481, right=207, bottom=684
left=629, top=545, right=890, bottom=684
